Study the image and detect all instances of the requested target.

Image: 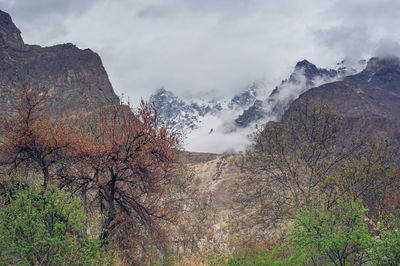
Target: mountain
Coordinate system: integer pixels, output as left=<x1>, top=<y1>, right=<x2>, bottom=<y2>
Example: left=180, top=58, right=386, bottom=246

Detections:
left=235, top=59, right=365, bottom=127
left=150, top=59, right=364, bottom=138
left=149, top=82, right=263, bottom=131
left=150, top=88, right=213, bottom=130
left=0, top=10, right=119, bottom=118
left=284, top=57, right=400, bottom=143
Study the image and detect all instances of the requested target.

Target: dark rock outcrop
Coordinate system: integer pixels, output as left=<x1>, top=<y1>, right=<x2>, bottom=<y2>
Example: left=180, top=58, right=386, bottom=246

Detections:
left=149, top=83, right=261, bottom=131
left=234, top=59, right=359, bottom=128
left=284, top=57, right=400, bottom=143
left=149, top=88, right=206, bottom=130
left=0, top=10, right=119, bottom=117
left=228, top=82, right=258, bottom=108
left=235, top=99, right=265, bottom=127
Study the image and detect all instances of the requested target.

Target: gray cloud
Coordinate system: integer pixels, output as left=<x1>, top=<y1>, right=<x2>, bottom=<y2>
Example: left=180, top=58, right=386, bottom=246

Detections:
left=1, top=0, right=95, bottom=19
left=314, top=0, right=400, bottom=60
left=313, top=26, right=373, bottom=59
left=1, top=0, right=400, bottom=105
left=374, top=39, right=400, bottom=58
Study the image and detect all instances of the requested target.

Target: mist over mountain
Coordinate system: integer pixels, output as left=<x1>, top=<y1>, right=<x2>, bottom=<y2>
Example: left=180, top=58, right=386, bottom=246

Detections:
left=150, top=81, right=264, bottom=130
left=287, top=56, right=400, bottom=144
left=235, top=59, right=366, bottom=127
left=1, top=9, right=400, bottom=154
left=1, top=6, right=400, bottom=265
left=150, top=59, right=366, bottom=153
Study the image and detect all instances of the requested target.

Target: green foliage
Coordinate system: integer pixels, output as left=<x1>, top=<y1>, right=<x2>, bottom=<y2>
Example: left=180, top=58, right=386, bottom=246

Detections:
left=227, top=246, right=311, bottom=266
left=0, top=179, right=105, bottom=265
left=233, top=103, right=357, bottom=230
left=225, top=102, right=400, bottom=266
left=232, top=101, right=399, bottom=236
left=225, top=199, right=400, bottom=265
left=225, top=199, right=400, bottom=266
left=372, top=214, right=400, bottom=265
left=291, top=199, right=372, bottom=265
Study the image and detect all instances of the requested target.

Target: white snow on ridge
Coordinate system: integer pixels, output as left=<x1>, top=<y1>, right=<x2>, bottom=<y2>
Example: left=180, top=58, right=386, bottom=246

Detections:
left=151, top=59, right=367, bottom=153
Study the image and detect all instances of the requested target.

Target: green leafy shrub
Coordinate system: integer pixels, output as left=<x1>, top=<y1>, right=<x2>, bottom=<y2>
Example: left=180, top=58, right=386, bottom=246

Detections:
left=227, top=246, right=311, bottom=266
left=372, top=214, right=400, bottom=265
left=0, top=180, right=104, bottom=265
left=291, top=199, right=372, bottom=265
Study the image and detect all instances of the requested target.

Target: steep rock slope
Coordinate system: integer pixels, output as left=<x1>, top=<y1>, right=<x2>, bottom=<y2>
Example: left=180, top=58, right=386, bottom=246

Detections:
left=285, top=57, right=400, bottom=143
left=150, top=60, right=364, bottom=135
left=179, top=151, right=240, bottom=218
left=149, top=82, right=262, bottom=131
left=235, top=59, right=364, bottom=127
left=0, top=10, right=119, bottom=117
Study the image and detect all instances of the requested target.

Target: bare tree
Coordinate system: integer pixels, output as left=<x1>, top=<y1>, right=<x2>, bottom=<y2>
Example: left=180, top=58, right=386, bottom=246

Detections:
left=0, top=83, right=73, bottom=190
left=67, top=101, right=179, bottom=259
left=232, top=100, right=399, bottom=236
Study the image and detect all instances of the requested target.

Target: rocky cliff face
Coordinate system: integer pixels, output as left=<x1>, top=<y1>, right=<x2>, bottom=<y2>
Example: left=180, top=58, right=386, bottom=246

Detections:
left=149, top=83, right=262, bottom=131
left=0, top=10, right=119, bottom=117
left=285, top=57, right=400, bottom=143
left=235, top=59, right=364, bottom=127
left=149, top=60, right=365, bottom=153
left=150, top=59, right=365, bottom=134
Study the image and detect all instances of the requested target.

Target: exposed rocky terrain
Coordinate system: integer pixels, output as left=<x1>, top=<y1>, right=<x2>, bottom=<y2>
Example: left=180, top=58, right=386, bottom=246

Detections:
left=0, top=10, right=241, bottom=215
left=0, top=10, right=119, bottom=118
left=149, top=82, right=262, bottom=131
left=1, top=9, right=399, bottom=207
left=150, top=59, right=365, bottom=135
left=180, top=151, right=240, bottom=222
left=235, top=59, right=365, bottom=127
left=176, top=57, right=400, bottom=250
left=1, top=8, right=398, bottom=162
left=2, top=10, right=400, bottom=261
left=286, top=57, right=400, bottom=143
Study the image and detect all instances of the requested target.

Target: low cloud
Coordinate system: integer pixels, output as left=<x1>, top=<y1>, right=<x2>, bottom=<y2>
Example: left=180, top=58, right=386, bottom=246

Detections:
left=2, top=0, right=400, bottom=107
left=314, top=26, right=373, bottom=60
left=373, top=40, right=400, bottom=58
left=312, top=0, right=400, bottom=62
left=185, top=112, right=255, bottom=153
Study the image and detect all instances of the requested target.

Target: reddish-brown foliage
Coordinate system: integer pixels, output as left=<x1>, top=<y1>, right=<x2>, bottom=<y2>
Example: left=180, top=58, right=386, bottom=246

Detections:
left=0, top=83, right=73, bottom=189
left=71, top=100, right=178, bottom=252
left=0, top=84, right=180, bottom=257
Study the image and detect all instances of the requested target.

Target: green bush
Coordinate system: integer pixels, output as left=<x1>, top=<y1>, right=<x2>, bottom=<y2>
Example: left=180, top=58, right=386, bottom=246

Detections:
left=291, top=199, right=372, bottom=265
left=226, top=246, right=311, bottom=266
left=372, top=214, right=400, bottom=265
left=0, top=180, right=104, bottom=265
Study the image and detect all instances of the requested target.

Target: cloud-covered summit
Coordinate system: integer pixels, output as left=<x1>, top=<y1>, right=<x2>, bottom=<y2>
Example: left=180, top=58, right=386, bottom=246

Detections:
left=1, top=0, right=399, bottom=105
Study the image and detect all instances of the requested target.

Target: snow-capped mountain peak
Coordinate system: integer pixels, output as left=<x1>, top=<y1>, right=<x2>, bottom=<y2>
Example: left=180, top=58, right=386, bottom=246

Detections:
left=149, top=59, right=366, bottom=153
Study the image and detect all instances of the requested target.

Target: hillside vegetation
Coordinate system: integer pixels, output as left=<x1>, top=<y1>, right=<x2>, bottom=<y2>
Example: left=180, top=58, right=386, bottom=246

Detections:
left=0, top=84, right=399, bottom=265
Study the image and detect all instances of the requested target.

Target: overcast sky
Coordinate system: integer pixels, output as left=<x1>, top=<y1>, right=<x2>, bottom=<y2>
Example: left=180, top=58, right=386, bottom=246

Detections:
left=1, top=0, right=400, bottom=105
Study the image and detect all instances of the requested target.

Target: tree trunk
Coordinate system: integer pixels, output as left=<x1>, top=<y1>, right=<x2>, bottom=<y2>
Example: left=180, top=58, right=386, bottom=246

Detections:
left=101, top=171, right=117, bottom=242
left=41, top=164, right=49, bottom=190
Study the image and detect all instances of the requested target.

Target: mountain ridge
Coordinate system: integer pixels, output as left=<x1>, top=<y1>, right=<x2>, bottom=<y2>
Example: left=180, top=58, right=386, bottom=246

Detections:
left=149, top=82, right=263, bottom=132
left=150, top=59, right=364, bottom=136
left=0, top=10, right=119, bottom=118
left=235, top=59, right=365, bottom=127
left=285, top=57, right=400, bottom=143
